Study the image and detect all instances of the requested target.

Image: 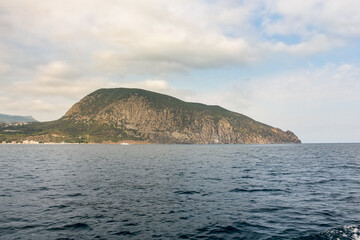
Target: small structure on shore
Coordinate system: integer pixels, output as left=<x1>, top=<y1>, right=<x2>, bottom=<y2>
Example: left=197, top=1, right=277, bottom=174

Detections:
left=22, top=140, right=39, bottom=144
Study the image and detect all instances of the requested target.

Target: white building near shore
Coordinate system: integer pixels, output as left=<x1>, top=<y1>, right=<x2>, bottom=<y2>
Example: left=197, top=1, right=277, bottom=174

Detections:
left=22, top=140, right=39, bottom=144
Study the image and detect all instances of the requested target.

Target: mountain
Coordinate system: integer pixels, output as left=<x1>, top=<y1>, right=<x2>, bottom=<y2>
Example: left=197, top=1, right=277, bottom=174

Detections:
left=0, top=88, right=301, bottom=143
left=0, top=113, right=37, bottom=124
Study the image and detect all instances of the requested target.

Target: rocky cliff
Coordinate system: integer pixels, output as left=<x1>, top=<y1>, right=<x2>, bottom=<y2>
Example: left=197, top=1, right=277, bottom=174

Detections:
left=58, top=88, right=300, bottom=144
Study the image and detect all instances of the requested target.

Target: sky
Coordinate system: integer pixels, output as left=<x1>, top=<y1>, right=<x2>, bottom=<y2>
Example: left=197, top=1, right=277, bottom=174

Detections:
left=0, top=0, right=359, bottom=143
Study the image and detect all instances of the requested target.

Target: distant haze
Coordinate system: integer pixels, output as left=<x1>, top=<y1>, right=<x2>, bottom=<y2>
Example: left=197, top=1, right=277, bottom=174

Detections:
left=0, top=113, right=37, bottom=124
left=0, top=0, right=359, bottom=143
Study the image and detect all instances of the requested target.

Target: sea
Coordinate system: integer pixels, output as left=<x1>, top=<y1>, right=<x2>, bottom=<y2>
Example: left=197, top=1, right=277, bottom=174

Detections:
left=0, top=143, right=359, bottom=240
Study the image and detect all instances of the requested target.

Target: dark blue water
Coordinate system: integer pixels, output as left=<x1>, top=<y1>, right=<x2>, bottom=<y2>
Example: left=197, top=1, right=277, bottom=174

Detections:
left=1, top=144, right=360, bottom=240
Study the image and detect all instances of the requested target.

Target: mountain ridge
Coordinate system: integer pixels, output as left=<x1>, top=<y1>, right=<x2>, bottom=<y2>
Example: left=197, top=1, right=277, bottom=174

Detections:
left=0, top=113, right=37, bottom=124
left=0, top=88, right=301, bottom=144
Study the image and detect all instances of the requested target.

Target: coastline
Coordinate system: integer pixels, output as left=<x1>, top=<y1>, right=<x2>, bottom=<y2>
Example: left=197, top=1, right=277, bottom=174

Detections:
left=0, top=140, right=152, bottom=145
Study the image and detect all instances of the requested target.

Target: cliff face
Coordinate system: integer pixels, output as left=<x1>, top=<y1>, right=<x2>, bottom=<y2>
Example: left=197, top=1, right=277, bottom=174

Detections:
left=60, top=88, right=300, bottom=144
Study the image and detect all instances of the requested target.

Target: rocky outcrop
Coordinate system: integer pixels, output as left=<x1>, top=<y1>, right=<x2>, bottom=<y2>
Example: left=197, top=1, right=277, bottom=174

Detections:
left=60, top=88, right=301, bottom=144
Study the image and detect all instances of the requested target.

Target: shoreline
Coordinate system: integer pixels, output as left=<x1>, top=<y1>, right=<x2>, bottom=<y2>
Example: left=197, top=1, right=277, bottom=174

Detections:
left=0, top=140, right=152, bottom=145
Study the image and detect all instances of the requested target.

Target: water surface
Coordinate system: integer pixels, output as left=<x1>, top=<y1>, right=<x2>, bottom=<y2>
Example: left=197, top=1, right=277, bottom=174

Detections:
left=1, top=144, right=359, bottom=239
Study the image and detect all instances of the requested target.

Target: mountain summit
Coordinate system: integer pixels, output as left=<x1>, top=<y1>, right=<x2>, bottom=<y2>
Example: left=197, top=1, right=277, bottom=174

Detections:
left=58, top=88, right=300, bottom=143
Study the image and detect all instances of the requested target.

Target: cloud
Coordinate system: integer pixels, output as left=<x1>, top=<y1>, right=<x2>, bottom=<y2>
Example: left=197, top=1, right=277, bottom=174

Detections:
left=264, top=34, right=344, bottom=55
left=10, top=61, right=116, bottom=98
left=183, top=85, right=252, bottom=114
left=94, top=37, right=252, bottom=75
left=261, top=0, right=360, bottom=37
left=242, top=64, right=360, bottom=142
left=0, top=62, right=10, bottom=75
left=0, top=0, right=255, bottom=76
left=0, top=96, right=58, bottom=117
left=122, top=79, right=171, bottom=92
left=252, top=64, right=360, bottom=102
left=1, top=0, right=356, bottom=78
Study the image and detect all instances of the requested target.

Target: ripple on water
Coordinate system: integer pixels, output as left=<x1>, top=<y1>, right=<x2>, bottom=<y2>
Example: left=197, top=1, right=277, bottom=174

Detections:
left=295, top=225, right=360, bottom=240
left=66, top=193, right=86, bottom=197
left=48, top=223, right=92, bottom=232
left=174, top=190, right=200, bottom=195
left=179, top=222, right=268, bottom=239
left=113, top=230, right=140, bottom=236
left=229, top=188, right=285, bottom=193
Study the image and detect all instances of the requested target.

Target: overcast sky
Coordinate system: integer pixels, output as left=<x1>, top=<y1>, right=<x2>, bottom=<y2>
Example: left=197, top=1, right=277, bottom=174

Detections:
left=0, top=0, right=359, bottom=143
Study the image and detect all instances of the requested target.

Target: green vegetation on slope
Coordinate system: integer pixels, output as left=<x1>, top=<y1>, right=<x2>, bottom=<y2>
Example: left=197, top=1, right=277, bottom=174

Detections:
left=66, top=88, right=257, bottom=123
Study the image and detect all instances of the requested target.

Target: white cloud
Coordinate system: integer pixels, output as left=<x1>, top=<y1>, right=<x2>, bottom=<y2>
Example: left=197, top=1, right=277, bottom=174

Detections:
left=2, top=0, right=356, bottom=78
left=264, top=34, right=344, bottom=55
left=242, top=64, right=360, bottom=142
left=0, top=0, right=255, bottom=76
left=0, top=62, right=10, bottom=75
left=262, top=0, right=360, bottom=37
left=36, top=61, right=72, bottom=78
left=122, top=79, right=171, bottom=92
left=10, top=61, right=116, bottom=98
left=0, top=96, right=9, bottom=103
left=94, top=36, right=253, bottom=75
left=0, top=96, right=59, bottom=119
left=253, top=64, right=360, bottom=102
left=183, top=85, right=252, bottom=114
